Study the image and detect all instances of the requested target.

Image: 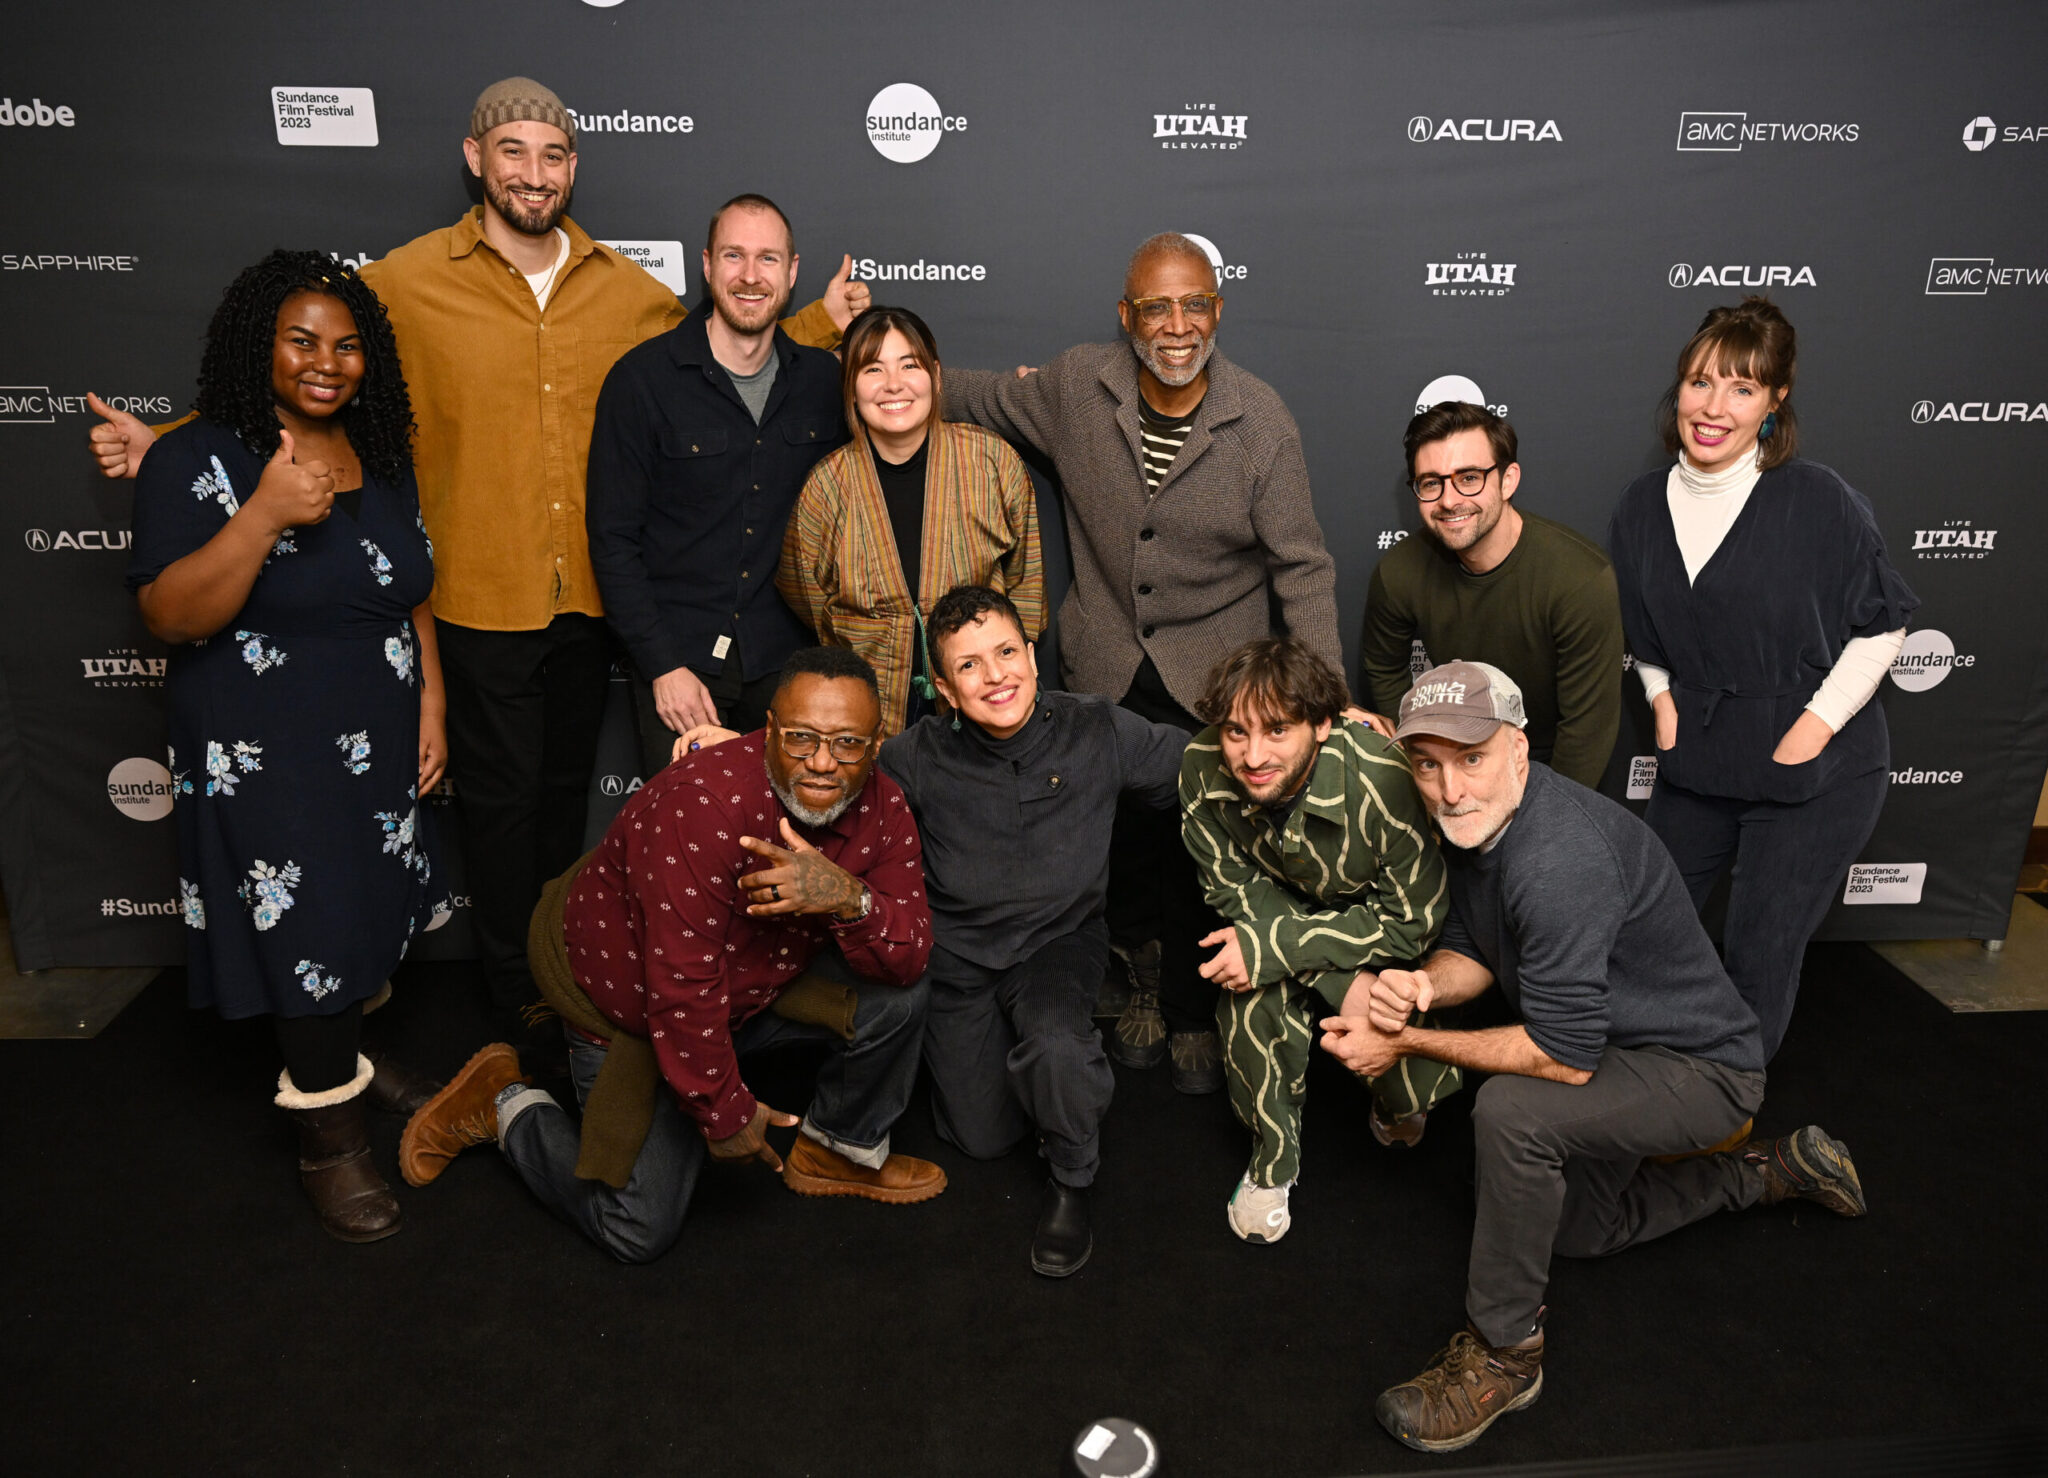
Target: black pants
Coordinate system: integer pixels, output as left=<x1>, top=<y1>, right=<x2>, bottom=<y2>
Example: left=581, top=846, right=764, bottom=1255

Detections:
left=274, top=1003, right=364, bottom=1093
left=1466, top=1046, right=1766, bottom=1348
left=1645, top=766, right=1887, bottom=1060
left=436, top=614, right=612, bottom=1016
left=1105, top=657, right=1227, bottom=1035
left=921, top=929, right=1115, bottom=1187
left=627, top=662, right=782, bottom=782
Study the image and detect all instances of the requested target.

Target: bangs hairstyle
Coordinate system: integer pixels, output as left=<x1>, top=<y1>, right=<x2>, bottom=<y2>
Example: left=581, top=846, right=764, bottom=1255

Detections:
left=1403, top=400, right=1517, bottom=478
left=1657, top=295, right=1800, bottom=471
left=1195, top=637, right=1350, bottom=729
left=839, top=305, right=943, bottom=448
left=193, top=249, right=416, bottom=486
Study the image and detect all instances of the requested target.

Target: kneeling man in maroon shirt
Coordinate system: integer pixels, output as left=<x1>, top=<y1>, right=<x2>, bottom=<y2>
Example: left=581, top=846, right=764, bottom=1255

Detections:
left=400, top=647, right=944, bottom=1261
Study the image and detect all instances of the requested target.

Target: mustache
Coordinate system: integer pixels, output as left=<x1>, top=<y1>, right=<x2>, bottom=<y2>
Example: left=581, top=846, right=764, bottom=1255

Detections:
left=1434, top=801, right=1484, bottom=819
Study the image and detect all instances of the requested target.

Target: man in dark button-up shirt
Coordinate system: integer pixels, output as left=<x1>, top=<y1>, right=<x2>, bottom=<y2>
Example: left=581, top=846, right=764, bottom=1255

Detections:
left=587, top=194, right=850, bottom=776
left=879, top=585, right=1187, bottom=1279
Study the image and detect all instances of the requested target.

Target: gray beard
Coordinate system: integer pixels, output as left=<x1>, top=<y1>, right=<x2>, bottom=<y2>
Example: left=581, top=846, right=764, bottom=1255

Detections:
left=1128, top=328, right=1216, bottom=388
left=769, top=770, right=854, bottom=829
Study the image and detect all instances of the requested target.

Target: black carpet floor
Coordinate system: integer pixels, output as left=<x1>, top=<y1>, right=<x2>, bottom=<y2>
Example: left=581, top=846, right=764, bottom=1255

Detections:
left=4, top=941, right=2042, bottom=1477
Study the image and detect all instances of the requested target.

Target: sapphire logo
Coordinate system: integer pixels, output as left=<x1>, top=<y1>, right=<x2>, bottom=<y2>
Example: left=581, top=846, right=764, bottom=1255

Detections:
left=1963, top=116, right=1997, bottom=151
left=866, top=83, right=966, bottom=164
left=1408, top=117, right=1561, bottom=143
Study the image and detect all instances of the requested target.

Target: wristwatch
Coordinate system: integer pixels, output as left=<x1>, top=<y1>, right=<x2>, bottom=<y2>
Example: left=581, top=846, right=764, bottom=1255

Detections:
left=838, top=884, right=873, bottom=923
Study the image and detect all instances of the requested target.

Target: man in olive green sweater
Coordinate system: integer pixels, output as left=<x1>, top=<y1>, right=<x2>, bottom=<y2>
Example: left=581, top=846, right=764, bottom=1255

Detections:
left=1359, top=403, right=1624, bottom=791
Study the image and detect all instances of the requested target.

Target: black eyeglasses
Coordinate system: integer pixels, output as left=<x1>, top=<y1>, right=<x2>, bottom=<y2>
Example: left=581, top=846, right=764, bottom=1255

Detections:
left=772, top=726, right=875, bottom=764
left=1411, top=464, right=1500, bottom=502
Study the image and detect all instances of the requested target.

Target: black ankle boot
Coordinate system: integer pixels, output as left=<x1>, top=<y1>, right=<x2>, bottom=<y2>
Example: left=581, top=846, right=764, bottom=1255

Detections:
left=362, top=1049, right=443, bottom=1117
left=1031, top=1179, right=1092, bottom=1278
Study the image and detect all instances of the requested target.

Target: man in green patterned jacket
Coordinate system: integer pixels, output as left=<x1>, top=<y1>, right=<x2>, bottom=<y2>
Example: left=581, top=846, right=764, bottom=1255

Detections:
left=1180, top=637, right=1457, bottom=1244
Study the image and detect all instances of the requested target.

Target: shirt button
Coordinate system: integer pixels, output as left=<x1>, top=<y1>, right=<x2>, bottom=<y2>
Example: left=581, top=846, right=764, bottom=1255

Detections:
left=1138, top=584, right=1152, bottom=595
left=745, top=527, right=754, bottom=535
left=753, top=484, right=759, bottom=491
left=1140, top=528, right=1156, bottom=540
left=552, top=502, right=561, bottom=510
left=1142, top=624, right=1156, bottom=637
left=741, top=571, right=750, bottom=579
left=543, top=383, right=552, bottom=392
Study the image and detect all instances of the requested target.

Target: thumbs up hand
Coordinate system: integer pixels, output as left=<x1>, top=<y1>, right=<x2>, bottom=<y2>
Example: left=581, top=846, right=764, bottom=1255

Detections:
left=86, top=392, right=158, bottom=479
left=249, top=429, right=336, bottom=536
left=823, top=252, right=871, bottom=331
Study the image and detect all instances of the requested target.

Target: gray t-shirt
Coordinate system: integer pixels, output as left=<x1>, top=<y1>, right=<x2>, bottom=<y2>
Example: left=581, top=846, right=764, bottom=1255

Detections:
left=725, top=352, right=779, bottom=424
left=1436, top=761, right=1765, bottom=1074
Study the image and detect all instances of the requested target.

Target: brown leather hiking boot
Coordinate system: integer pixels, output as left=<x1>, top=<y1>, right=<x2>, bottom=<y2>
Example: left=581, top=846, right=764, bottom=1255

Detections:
left=398, top=1043, right=528, bottom=1187
left=781, top=1133, right=947, bottom=1204
left=1746, top=1124, right=1867, bottom=1216
left=1376, top=1328, right=1544, bottom=1453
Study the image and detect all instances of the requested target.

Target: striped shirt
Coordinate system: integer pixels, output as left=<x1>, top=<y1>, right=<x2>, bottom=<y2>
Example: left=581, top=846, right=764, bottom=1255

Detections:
left=1180, top=719, right=1448, bottom=987
left=1137, top=394, right=1197, bottom=494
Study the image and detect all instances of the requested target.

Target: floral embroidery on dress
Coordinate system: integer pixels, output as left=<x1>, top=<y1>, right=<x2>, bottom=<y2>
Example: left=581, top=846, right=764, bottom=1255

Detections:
left=266, top=534, right=297, bottom=562
left=337, top=731, right=371, bottom=775
left=178, top=878, right=205, bottom=930
left=374, top=804, right=431, bottom=882
left=204, top=739, right=264, bottom=796
left=165, top=746, right=194, bottom=799
left=360, top=539, right=394, bottom=586
left=384, top=630, right=415, bottom=684
left=191, top=455, right=239, bottom=516
left=239, top=859, right=301, bottom=930
left=294, top=959, right=341, bottom=1002
left=416, top=509, right=434, bottom=561
left=236, top=631, right=287, bottom=675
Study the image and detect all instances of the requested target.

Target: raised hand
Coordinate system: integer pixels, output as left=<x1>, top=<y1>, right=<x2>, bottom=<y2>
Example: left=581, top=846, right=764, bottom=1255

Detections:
left=247, top=430, right=335, bottom=536
left=823, top=252, right=872, bottom=330
left=86, top=392, right=157, bottom=479
left=737, top=818, right=867, bottom=919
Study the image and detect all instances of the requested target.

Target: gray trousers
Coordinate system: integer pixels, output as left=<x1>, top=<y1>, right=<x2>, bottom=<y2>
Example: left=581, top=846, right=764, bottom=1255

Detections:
left=1466, top=1044, right=1766, bottom=1348
left=921, top=929, right=1114, bottom=1188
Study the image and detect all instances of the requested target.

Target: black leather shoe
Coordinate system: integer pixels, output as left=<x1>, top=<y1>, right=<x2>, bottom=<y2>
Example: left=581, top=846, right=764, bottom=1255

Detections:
left=1031, top=1179, right=1092, bottom=1278
left=363, top=1049, right=443, bottom=1117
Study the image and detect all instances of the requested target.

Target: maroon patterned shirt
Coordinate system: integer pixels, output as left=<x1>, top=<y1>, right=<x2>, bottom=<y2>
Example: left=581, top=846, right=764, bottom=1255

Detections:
left=562, top=733, right=930, bottom=1137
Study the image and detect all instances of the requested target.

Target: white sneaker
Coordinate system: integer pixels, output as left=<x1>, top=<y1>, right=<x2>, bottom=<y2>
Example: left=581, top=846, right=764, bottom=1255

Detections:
left=1227, top=1172, right=1294, bottom=1244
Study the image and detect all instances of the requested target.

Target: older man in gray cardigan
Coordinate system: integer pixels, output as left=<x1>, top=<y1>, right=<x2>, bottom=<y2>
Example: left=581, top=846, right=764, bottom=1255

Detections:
left=945, top=231, right=1343, bottom=1094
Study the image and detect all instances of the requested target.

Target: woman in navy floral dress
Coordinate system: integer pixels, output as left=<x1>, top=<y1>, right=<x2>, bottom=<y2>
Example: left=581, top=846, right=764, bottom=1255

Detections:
left=128, top=251, right=448, bottom=1242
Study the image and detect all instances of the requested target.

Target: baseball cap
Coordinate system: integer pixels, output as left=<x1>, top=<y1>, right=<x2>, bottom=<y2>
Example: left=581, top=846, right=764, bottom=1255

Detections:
left=1394, top=659, right=1528, bottom=745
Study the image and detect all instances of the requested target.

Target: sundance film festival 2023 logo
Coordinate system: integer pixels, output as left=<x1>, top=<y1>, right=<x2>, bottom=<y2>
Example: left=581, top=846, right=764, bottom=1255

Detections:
left=1426, top=252, right=1515, bottom=297
left=1889, top=629, right=1975, bottom=691
left=1408, top=116, right=1561, bottom=143
left=271, top=87, right=378, bottom=147
left=866, top=84, right=966, bottom=163
left=1925, top=257, right=2048, bottom=294
left=1668, top=263, right=1815, bottom=289
left=1961, top=115, right=2048, bottom=151
left=1843, top=862, right=1924, bottom=905
left=1155, top=104, right=1247, bottom=150
left=1675, top=111, right=1859, bottom=150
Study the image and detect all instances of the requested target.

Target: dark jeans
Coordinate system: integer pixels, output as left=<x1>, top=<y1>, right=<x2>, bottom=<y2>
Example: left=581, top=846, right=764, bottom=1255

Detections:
left=436, top=614, right=612, bottom=1016
left=1105, top=656, right=1228, bottom=1035
left=1466, top=1045, right=1766, bottom=1348
left=1646, top=766, right=1887, bottom=1059
left=627, top=662, right=782, bottom=782
left=499, top=970, right=930, bottom=1264
left=922, top=929, right=1115, bottom=1188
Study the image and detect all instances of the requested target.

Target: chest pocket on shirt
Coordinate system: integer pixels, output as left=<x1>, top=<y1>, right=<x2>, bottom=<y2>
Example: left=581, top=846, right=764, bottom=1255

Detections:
left=780, top=420, right=829, bottom=448
left=659, top=428, right=728, bottom=459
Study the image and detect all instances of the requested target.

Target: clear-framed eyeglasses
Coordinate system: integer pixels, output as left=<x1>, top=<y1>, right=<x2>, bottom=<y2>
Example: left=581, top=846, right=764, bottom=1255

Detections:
left=1126, top=292, right=1222, bottom=326
left=772, top=727, right=875, bottom=764
left=1411, top=464, right=1500, bottom=502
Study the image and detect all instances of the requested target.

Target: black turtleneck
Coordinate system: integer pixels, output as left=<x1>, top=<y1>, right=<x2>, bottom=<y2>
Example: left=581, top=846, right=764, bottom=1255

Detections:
left=873, top=436, right=929, bottom=599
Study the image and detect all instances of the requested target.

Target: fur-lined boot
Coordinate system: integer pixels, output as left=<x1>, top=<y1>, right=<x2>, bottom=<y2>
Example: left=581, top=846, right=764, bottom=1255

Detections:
left=276, top=1054, right=402, bottom=1243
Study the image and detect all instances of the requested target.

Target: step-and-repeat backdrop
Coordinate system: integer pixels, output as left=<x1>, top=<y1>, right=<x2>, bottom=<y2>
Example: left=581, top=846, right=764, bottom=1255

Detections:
left=5, top=0, right=2045, bottom=967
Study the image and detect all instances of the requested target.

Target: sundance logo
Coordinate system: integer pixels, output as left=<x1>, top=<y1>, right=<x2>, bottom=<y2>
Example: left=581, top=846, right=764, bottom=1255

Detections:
left=25, top=528, right=132, bottom=552
left=1889, top=630, right=1975, bottom=691
left=1669, top=263, right=1815, bottom=289
left=1910, top=522, right=1997, bottom=561
left=107, top=757, right=175, bottom=821
left=1890, top=768, right=1964, bottom=785
left=1408, top=116, right=1561, bottom=143
left=570, top=107, right=694, bottom=136
left=1155, top=103, right=1247, bottom=150
left=1426, top=252, right=1516, bottom=297
left=1961, top=115, right=2048, bottom=150
left=1182, top=233, right=1247, bottom=283
left=1842, top=862, right=1924, bottom=906
left=82, top=649, right=166, bottom=688
left=3, top=255, right=137, bottom=272
left=1926, top=257, right=2048, bottom=294
left=0, top=97, right=77, bottom=127
left=1911, top=399, right=2048, bottom=424
left=851, top=258, right=987, bottom=283
left=1627, top=755, right=1659, bottom=800
left=102, top=896, right=177, bottom=918
left=271, top=87, right=378, bottom=147
left=1414, top=374, right=1507, bottom=417
left=1675, top=111, right=1859, bottom=150
left=603, top=240, right=688, bottom=296
left=866, top=83, right=966, bottom=164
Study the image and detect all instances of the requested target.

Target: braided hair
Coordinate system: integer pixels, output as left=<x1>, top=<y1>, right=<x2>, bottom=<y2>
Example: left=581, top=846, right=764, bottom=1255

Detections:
left=192, top=249, right=416, bottom=485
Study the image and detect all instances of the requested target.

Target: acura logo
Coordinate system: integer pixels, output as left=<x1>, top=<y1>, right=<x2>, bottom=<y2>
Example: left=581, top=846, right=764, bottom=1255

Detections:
left=1408, top=116, right=1432, bottom=143
left=1668, top=264, right=1693, bottom=288
left=599, top=775, right=625, bottom=796
left=23, top=528, right=50, bottom=552
left=1912, top=400, right=1935, bottom=423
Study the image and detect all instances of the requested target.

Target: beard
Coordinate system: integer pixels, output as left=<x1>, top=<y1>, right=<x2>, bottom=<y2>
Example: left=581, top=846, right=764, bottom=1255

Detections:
left=1426, top=498, right=1505, bottom=554
left=1128, top=327, right=1216, bottom=388
left=769, top=769, right=856, bottom=829
left=1231, top=742, right=1318, bottom=807
left=483, top=174, right=571, bottom=238
left=710, top=278, right=792, bottom=336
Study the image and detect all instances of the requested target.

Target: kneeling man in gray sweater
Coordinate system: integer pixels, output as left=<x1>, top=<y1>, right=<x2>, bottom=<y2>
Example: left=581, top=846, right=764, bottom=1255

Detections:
left=1321, top=660, right=1867, bottom=1456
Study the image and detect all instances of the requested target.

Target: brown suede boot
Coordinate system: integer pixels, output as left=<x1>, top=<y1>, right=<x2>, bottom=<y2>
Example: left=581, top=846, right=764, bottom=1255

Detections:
left=398, top=1043, right=528, bottom=1187
left=277, top=1054, right=401, bottom=1243
left=781, top=1132, right=947, bottom=1204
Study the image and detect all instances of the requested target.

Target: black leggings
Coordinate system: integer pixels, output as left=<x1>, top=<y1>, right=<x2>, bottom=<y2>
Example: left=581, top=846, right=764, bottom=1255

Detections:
left=273, top=1003, right=364, bottom=1095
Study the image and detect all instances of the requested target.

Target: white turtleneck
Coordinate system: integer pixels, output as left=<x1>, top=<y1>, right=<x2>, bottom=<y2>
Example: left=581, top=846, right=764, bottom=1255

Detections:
left=1635, top=445, right=1905, bottom=734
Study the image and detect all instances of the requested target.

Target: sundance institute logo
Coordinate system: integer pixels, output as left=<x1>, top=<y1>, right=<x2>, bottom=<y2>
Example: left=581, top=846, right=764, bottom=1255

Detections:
left=865, top=83, right=967, bottom=164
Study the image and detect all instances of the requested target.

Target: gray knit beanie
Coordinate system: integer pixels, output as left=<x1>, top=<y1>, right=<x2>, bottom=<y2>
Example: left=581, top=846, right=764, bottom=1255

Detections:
left=469, top=77, right=577, bottom=145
